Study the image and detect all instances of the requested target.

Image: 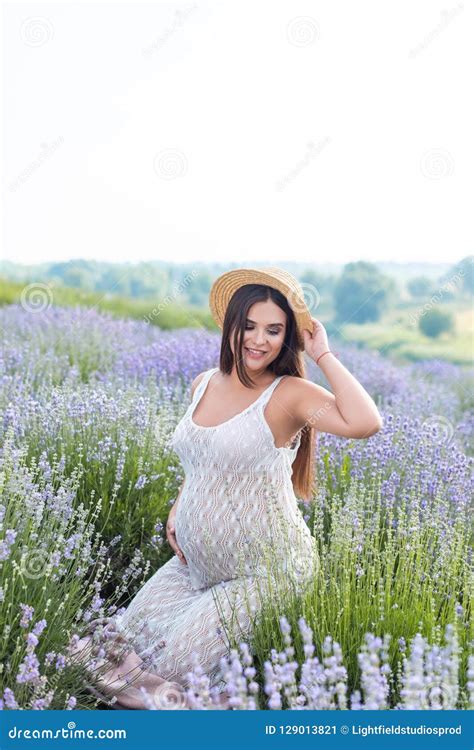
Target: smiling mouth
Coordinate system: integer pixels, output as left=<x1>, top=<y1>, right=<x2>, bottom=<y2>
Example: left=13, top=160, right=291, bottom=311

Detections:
left=245, top=347, right=267, bottom=355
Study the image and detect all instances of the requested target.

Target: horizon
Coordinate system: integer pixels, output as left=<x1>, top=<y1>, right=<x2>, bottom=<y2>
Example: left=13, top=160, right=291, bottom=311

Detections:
left=0, top=257, right=464, bottom=270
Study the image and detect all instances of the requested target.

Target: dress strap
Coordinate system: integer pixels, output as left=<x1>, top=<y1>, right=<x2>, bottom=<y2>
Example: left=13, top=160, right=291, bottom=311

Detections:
left=192, top=367, right=219, bottom=402
left=259, top=374, right=302, bottom=451
left=258, top=373, right=286, bottom=408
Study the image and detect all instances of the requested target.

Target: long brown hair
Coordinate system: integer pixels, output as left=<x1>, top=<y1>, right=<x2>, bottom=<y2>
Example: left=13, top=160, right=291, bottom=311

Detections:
left=218, top=283, right=317, bottom=502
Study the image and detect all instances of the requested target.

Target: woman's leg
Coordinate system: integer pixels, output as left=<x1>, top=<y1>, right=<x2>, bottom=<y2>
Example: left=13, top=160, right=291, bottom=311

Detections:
left=143, top=573, right=267, bottom=708
left=68, top=559, right=270, bottom=710
left=67, top=556, right=202, bottom=709
left=68, top=621, right=198, bottom=710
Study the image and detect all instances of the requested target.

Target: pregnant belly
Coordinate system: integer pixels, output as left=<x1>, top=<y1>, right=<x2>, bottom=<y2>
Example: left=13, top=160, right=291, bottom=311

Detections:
left=174, top=500, right=265, bottom=588
left=174, top=493, right=314, bottom=590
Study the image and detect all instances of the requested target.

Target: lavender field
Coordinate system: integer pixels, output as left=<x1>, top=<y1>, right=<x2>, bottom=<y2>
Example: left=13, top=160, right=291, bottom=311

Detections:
left=0, top=303, right=472, bottom=710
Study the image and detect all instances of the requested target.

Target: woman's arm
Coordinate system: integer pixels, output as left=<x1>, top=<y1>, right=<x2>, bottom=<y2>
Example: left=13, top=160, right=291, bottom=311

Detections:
left=167, top=480, right=186, bottom=563
left=290, top=318, right=384, bottom=439
left=290, top=353, right=383, bottom=439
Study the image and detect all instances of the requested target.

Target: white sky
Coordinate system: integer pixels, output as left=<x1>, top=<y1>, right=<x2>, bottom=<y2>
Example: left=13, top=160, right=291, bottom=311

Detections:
left=2, top=0, right=473, bottom=266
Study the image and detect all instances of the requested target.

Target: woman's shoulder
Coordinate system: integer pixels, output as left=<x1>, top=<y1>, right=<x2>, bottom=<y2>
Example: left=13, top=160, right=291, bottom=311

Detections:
left=279, top=373, right=307, bottom=390
left=190, top=369, right=214, bottom=398
left=277, top=374, right=312, bottom=405
left=278, top=374, right=336, bottom=426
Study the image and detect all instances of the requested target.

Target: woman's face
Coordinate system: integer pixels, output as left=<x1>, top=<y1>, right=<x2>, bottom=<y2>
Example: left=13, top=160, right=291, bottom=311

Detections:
left=229, top=299, right=287, bottom=372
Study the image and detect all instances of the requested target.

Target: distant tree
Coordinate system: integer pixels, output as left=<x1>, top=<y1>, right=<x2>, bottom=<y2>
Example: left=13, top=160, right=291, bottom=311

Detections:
left=333, top=261, right=395, bottom=324
left=48, top=260, right=96, bottom=290
left=129, top=265, right=168, bottom=299
left=300, top=269, right=326, bottom=289
left=448, top=255, right=474, bottom=295
left=299, top=269, right=332, bottom=313
left=435, top=256, right=472, bottom=300
left=419, top=308, right=454, bottom=338
left=193, top=272, right=213, bottom=294
left=407, top=276, right=433, bottom=299
left=96, top=265, right=132, bottom=296
left=63, top=268, right=92, bottom=289
left=188, top=287, right=208, bottom=306
left=187, top=272, right=213, bottom=306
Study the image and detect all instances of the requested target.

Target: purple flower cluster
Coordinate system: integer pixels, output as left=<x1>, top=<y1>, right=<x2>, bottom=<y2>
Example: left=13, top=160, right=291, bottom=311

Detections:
left=183, top=616, right=473, bottom=711
left=0, top=528, right=17, bottom=561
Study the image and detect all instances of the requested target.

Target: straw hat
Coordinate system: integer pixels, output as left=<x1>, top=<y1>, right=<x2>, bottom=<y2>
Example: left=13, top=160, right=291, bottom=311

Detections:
left=209, top=266, right=314, bottom=351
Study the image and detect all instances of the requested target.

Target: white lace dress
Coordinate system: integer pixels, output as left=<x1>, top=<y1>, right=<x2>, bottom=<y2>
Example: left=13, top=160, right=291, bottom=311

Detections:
left=68, top=367, right=316, bottom=709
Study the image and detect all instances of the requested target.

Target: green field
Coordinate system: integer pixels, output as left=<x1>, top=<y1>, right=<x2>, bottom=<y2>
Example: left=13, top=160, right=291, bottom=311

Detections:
left=0, top=276, right=214, bottom=332
left=341, top=304, right=473, bottom=366
left=1, top=276, right=471, bottom=366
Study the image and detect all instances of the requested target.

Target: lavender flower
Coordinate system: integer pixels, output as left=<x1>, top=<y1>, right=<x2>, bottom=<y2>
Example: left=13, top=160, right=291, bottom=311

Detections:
left=16, top=653, right=40, bottom=684
left=19, top=604, right=34, bottom=628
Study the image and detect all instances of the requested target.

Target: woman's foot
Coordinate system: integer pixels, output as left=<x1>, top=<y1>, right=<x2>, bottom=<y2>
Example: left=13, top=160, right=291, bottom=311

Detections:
left=68, top=631, right=191, bottom=710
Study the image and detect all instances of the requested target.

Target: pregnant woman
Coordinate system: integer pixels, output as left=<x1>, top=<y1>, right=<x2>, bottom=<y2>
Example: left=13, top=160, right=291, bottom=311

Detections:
left=68, top=266, right=383, bottom=709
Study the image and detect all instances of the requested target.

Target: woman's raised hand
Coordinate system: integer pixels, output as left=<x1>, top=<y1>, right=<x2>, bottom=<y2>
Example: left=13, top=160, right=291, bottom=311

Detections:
left=302, top=317, right=331, bottom=363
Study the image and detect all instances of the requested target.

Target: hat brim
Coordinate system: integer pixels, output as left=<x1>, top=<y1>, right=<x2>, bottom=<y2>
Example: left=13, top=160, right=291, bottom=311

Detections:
left=209, top=266, right=313, bottom=351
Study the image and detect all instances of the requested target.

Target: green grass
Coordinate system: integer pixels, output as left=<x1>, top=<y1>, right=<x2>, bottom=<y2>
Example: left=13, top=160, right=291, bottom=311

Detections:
left=0, top=276, right=216, bottom=333
left=213, top=475, right=472, bottom=709
left=340, top=303, right=472, bottom=366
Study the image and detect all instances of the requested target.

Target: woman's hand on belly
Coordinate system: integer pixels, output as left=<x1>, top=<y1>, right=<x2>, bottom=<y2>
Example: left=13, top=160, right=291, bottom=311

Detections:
left=166, top=502, right=187, bottom=565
